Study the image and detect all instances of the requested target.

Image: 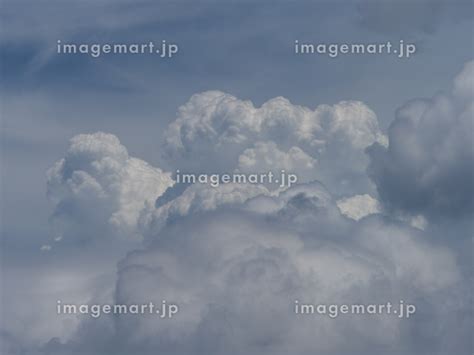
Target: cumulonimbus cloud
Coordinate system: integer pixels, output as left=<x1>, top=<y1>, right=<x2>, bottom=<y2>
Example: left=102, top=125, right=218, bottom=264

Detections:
left=34, top=62, right=473, bottom=355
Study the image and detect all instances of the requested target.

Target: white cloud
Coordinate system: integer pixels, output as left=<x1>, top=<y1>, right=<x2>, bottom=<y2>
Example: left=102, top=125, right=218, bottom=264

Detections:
left=337, top=194, right=381, bottom=220
left=47, top=132, right=174, bottom=243
left=163, top=91, right=386, bottom=195
left=237, top=141, right=318, bottom=185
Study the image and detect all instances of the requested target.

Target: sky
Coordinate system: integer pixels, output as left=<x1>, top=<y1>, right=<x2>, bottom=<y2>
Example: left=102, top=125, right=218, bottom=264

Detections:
left=1, top=1, right=473, bottom=354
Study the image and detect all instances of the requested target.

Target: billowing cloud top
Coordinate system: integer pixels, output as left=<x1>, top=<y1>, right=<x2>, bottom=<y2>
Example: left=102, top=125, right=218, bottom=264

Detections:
left=163, top=91, right=387, bottom=195
left=47, top=132, right=173, bottom=243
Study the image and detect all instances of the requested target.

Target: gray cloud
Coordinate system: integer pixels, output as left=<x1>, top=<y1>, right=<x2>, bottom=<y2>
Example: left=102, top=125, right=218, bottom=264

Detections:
left=40, top=182, right=466, bottom=355
left=367, top=61, right=474, bottom=220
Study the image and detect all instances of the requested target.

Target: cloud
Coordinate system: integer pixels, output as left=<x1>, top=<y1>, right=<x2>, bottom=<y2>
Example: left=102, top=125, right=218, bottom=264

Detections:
left=45, top=182, right=464, bottom=355
left=237, top=141, right=317, bottom=184
left=40, top=244, right=52, bottom=251
left=336, top=194, right=381, bottom=221
left=139, top=182, right=270, bottom=240
left=367, top=61, right=474, bottom=220
left=14, top=61, right=472, bottom=355
left=163, top=91, right=386, bottom=195
left=46, top=132, right=173, bottom=244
